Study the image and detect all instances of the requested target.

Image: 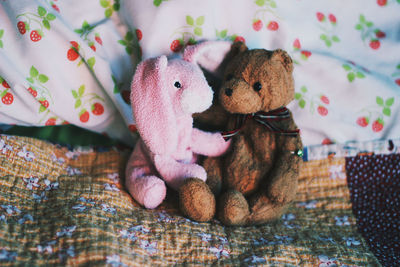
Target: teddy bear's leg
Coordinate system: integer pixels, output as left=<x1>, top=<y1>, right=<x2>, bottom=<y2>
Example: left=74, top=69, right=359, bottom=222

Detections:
left=266, top=137, right=302, bottom=205
left=217, top=190, right=250, bottom=226
left=246, top=139, right=302, bottom=224
left=179, top=178, right=216, bottom=222
left=202, top=157, right=224, bottom=195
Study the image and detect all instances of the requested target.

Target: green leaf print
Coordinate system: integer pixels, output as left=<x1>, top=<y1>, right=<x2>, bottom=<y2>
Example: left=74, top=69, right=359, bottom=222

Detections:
left=38, top=6, right=47, bottom=17
left=332, top=36, right=340, bottom=42
left=43, top=19, right=50, bottom=30
left=347, top=72, right=355, bottom=82
left=383, top=107, right=391, bottom=116
left=255, top=0, right=265, bottom=7
left=118, top=31, right=140, bottom=56
left=356, top=71, right=365, bottom=78
left=376, top=96, right=384, bottom=106
left=100, top=0, right=109, bottom=8
left=75, top=99, right=82, bottom=108
left=194, top=27, right=202, bottom=36
left=219, top=29, right=227, bottom=38
left=87, top=57, right=96, bottom=69
left=30, top=66, right=39, bottom=78
left=72, top=90, right=78, bottom=99
left=46, top=13, right=56, bottom=21
left=299, top=99, right=306, bottom=108
left=99, top=0, right=120, bottom=18
left=125, top=31, right=134, bottom=41
left=38, top=74, right=49, bottom=83
left=342, top=64, right=352, bottom=71
left=196, top=16, right=205, bottom=26
left=153, top=0, right=162, bottom=6
left=0, top=30, right=3, bottom=49
left=78, top=85, right=85, bottom=96
left=105, top=7, right=112, bottom=17
left=118, top=40, right=128, bottom=46
left=385, top=97, right=394, bottom=107
left=186, top=16, right=194, bottom=26
left=39, top=104, right=47, bottom=113
left=113, top=2, right=120, bottom=11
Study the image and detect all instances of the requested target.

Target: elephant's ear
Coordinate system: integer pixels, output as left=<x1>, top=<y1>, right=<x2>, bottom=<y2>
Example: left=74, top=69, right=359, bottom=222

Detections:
left=131, top=55, right=178, bottom=155
left=183, top=41, right=233, bottom=76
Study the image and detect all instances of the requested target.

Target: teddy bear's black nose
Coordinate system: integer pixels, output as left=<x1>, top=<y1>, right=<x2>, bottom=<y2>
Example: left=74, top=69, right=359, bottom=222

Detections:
left=225, top=88, right=233, bottom=96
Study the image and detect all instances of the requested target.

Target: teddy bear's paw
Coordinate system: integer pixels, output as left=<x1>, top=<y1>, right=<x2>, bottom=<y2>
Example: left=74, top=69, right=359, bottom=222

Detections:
left=217, top=190, right=250, bottom=226
left=179, top=178, right=216, bottom=222
left=247, top=193, right=289, bottom=225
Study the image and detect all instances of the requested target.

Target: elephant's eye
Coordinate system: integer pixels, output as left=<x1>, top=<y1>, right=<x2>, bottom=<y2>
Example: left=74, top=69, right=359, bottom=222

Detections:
left=174, top=81, right=182, bottom=88
left=226, top=74, right=234, bottom=81
left=253, top=82, right=262, bottom=92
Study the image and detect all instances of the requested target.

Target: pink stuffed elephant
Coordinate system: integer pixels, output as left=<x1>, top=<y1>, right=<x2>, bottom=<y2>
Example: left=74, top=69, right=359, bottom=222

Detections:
left=125, top=41, right=232, bottom=209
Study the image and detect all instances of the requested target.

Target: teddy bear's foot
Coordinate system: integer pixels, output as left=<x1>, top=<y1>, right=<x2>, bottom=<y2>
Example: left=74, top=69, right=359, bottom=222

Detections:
left=247, top=193, right=289, bottom=225
left=217, top=190, right=250, bottom=226
left=179, top=178, right=216, bottom=222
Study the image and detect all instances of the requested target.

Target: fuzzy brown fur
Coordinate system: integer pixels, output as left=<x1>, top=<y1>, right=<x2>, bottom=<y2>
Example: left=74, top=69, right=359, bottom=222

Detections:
left=179, top=42, right=303, bottom=226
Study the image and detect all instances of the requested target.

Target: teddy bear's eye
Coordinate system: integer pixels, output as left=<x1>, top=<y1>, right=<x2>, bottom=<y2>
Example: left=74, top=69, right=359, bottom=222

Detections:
left=226, top=74, right=234, bottom=81
left=174, top=81, right=182, bottom=88
left=253, top=82, right=262, bottom=92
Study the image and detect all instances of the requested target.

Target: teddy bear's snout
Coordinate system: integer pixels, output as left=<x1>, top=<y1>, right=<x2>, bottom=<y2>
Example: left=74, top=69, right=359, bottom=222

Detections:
left=225, top=88, right=233, bottom=97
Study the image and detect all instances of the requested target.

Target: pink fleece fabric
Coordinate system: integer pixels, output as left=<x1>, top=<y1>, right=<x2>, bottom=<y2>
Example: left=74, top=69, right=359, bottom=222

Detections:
left=125, top=42, right=231, bottom=209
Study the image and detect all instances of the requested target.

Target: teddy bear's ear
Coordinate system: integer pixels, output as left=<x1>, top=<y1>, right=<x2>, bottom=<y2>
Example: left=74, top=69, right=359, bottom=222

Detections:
left=271, top=49, right=293, bottom=73
left=230, top=41, right=248, bottom=55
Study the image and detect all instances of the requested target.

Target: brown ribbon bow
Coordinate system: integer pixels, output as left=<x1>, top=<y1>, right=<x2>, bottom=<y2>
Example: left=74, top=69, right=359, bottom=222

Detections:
left=221, top=107, right=300, bottom=141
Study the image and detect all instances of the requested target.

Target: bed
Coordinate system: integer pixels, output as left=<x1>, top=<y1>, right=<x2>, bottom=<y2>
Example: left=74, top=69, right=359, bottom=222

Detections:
left=0, top=1, right=399, bottom=266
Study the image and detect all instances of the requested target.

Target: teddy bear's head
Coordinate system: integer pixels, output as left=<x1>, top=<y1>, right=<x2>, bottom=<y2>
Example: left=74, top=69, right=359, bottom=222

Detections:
left=219, top=42, right=294, bottom=114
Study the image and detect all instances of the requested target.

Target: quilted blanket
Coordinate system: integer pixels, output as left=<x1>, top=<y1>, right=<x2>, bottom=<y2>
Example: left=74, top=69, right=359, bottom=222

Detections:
left=1, top=0, right=400, bottom=147
left=1, top=134, right=399, bottom=266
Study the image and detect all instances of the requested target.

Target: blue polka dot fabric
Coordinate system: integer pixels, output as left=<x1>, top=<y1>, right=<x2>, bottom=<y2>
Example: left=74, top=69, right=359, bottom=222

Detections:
left=346, top=154, right=400, bottom=266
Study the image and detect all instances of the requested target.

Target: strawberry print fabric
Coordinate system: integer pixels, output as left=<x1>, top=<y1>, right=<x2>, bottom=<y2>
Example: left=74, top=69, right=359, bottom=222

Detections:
left=1, top=0, right=400, bottom=146
left=119, top=0, right=400, bottom=146
left=0, top=1, right=138, bottom=145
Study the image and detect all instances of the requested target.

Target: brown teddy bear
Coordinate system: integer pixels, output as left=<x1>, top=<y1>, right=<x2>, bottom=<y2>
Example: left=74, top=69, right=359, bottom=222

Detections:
left=179, top=42, right=303, bottom=226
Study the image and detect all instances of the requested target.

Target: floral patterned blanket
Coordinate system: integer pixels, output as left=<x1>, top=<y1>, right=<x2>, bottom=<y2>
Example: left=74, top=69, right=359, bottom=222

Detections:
left=1, top=134, right=398, bottom=266
left=1, top=0, right=400, bottom=147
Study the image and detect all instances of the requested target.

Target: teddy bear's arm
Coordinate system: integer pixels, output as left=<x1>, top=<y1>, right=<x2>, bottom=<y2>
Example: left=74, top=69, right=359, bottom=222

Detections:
left=264, top=120, right=303, bottom=204
left=190, top=128, right=231, bottom=157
